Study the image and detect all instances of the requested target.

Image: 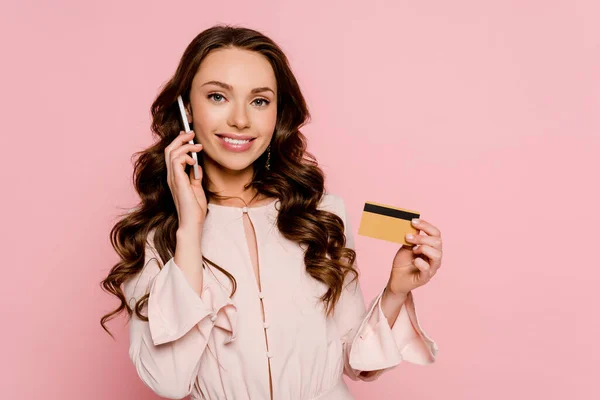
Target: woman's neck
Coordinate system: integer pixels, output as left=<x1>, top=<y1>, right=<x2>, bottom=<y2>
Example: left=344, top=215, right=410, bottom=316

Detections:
left=203, top=160, right=265, bottom=207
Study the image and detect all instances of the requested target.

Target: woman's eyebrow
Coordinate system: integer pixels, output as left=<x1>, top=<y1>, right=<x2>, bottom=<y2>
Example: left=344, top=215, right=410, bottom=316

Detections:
left=201, top=80, right=275, bottom=95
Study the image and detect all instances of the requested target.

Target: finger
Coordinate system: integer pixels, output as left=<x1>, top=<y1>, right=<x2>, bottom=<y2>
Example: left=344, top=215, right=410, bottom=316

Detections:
left=167, top=141, right=201, bottom=188
left=170, top=143, right=203, bottom=163
left=172, top=154, right=197, bottom=185
left=165, top=131, right=193, bottom=186
left=413, top=257, right=431, bottom=275
left=165, top=131, right=196, bottom=164
left=412, top=245, right=442, bottom=266
left=165, top=130, right=193, bottom=155
left=411, top=219, right=441, bottom=238
left=165, top=133, right=198, bottom=161
left=188, top=158, right=204, bottom=181
left=405, top=233, right=442, bottom=250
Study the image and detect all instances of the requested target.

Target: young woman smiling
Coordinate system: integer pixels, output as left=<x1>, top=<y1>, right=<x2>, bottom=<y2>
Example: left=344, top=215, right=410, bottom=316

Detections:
left=101, top=25, right=442, bottom=400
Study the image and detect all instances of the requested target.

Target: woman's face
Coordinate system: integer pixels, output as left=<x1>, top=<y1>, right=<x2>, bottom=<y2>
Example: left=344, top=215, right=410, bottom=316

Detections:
left=187, top=47, right=278, bottom=173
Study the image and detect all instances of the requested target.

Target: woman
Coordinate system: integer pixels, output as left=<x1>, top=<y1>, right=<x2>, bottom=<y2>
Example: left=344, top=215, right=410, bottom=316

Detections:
left=101, top=25, right=442, bottom=400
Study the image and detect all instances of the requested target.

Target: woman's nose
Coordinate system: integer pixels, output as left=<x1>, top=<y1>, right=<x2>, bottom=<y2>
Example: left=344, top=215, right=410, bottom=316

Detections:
left=227, top=102, right=250, bottom=130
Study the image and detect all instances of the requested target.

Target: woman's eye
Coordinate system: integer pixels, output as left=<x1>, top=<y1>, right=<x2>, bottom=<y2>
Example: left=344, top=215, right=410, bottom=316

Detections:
left=253, top=98, right=270, bottom=107
left=208, top=94, right=225, bottom=102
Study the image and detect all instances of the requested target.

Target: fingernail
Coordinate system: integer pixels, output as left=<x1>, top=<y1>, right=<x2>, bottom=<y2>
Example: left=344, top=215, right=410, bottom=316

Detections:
left=406, top=234, right=414, bottom=240
left=412, top=218, right=420, bottom=224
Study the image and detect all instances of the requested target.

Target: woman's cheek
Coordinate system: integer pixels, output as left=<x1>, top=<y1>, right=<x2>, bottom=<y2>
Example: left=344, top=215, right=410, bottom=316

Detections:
left=261, top=108, right=277, bottom=134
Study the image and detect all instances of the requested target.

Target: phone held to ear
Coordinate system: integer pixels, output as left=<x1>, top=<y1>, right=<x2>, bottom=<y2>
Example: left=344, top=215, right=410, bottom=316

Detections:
left=177, top=95, right=201, bottom=180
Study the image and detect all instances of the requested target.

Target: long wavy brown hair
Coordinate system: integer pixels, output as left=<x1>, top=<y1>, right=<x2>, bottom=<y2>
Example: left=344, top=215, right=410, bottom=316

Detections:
left=100, top=25, right=358, bottom=338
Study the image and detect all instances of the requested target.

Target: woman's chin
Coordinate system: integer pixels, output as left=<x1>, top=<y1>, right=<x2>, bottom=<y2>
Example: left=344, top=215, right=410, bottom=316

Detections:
left=215, top=158, right=257, bottom=173
left=202, top=149, right=264, bottom=174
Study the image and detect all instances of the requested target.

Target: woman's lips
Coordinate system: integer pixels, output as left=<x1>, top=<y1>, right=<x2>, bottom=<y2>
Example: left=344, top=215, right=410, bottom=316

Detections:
left=216, top=135, right=256, bottom=152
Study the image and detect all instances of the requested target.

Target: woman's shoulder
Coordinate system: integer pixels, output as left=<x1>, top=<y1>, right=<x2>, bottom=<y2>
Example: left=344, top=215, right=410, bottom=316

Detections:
left=318, top=192, right=348, bottom=218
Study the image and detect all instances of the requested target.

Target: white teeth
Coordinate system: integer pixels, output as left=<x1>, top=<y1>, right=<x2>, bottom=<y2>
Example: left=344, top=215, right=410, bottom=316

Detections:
left=222, top=137, right=251, bottom=145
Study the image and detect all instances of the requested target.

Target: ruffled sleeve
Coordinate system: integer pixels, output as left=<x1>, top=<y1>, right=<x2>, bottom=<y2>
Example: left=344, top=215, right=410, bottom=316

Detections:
left=333, top=196, right=438, bottom=381
left=347, top=287, right=438, bottom=378
left=123, top=233, right=237, bottom=399
left=148, top=257, right=237, bottom=346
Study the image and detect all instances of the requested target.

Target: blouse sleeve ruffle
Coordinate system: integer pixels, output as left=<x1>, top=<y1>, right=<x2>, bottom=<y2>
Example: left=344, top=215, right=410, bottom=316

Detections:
left=125, top=252, right=237, bottom=399
left=348, top=287, right=438, bottom=375
left=147, top=257, right=237, bottom=346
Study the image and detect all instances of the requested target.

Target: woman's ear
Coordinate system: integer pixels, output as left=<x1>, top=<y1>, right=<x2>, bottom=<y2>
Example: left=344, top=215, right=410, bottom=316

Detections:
left=185, top=106, right=193, bottom=125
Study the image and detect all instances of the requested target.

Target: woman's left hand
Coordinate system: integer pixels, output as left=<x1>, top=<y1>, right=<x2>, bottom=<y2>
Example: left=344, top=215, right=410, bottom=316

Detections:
left=387, top=219, right=443, bottom=296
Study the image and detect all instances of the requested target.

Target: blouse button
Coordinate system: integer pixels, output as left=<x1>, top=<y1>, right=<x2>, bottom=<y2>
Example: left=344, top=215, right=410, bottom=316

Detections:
left=263, top=322, right=270, bottom=329
left=210, top=313, right=217, bottom=322
left=266, top=351, right=273, bottom=359
left=242, top=206, right=248, bottom=213
left=258, top=291, right=265, bottom=299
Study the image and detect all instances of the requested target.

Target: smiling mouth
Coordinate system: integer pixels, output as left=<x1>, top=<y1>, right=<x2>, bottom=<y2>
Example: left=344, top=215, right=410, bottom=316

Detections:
left=215, top=134, right=257, bottom=152
left=217, top=135, right=256, bottom=145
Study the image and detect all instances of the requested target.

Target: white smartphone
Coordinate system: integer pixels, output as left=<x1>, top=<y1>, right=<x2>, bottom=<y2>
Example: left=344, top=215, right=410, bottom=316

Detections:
left=177, top=95, right=200, bottom=180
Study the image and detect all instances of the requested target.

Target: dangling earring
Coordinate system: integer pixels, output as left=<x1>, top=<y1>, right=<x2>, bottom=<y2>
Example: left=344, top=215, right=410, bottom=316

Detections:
left=266, top=145, right=271, bottom=170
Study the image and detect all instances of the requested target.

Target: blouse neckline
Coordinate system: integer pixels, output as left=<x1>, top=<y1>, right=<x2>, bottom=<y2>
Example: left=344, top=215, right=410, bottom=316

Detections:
left=206, top=198, right=279, bottom=211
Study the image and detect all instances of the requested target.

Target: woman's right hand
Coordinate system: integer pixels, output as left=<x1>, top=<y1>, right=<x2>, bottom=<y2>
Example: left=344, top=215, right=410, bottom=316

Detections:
left=164, top=130, right=207, bottom=231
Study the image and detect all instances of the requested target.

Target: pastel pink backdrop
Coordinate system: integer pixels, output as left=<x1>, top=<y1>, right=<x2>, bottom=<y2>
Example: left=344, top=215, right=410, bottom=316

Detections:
left=1, top=0, right=598, bottom=399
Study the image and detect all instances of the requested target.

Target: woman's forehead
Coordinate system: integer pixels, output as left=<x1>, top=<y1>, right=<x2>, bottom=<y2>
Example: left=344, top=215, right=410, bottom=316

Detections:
left=194, top=48, right=276, bottom=91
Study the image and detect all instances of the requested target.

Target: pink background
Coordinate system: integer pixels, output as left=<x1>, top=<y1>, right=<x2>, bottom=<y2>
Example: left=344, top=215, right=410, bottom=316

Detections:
left=1, top=0, right=599, bottom=399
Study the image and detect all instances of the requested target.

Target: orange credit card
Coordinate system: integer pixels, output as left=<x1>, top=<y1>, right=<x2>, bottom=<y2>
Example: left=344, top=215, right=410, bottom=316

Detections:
left=358, top=201, right=420, bottom=247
